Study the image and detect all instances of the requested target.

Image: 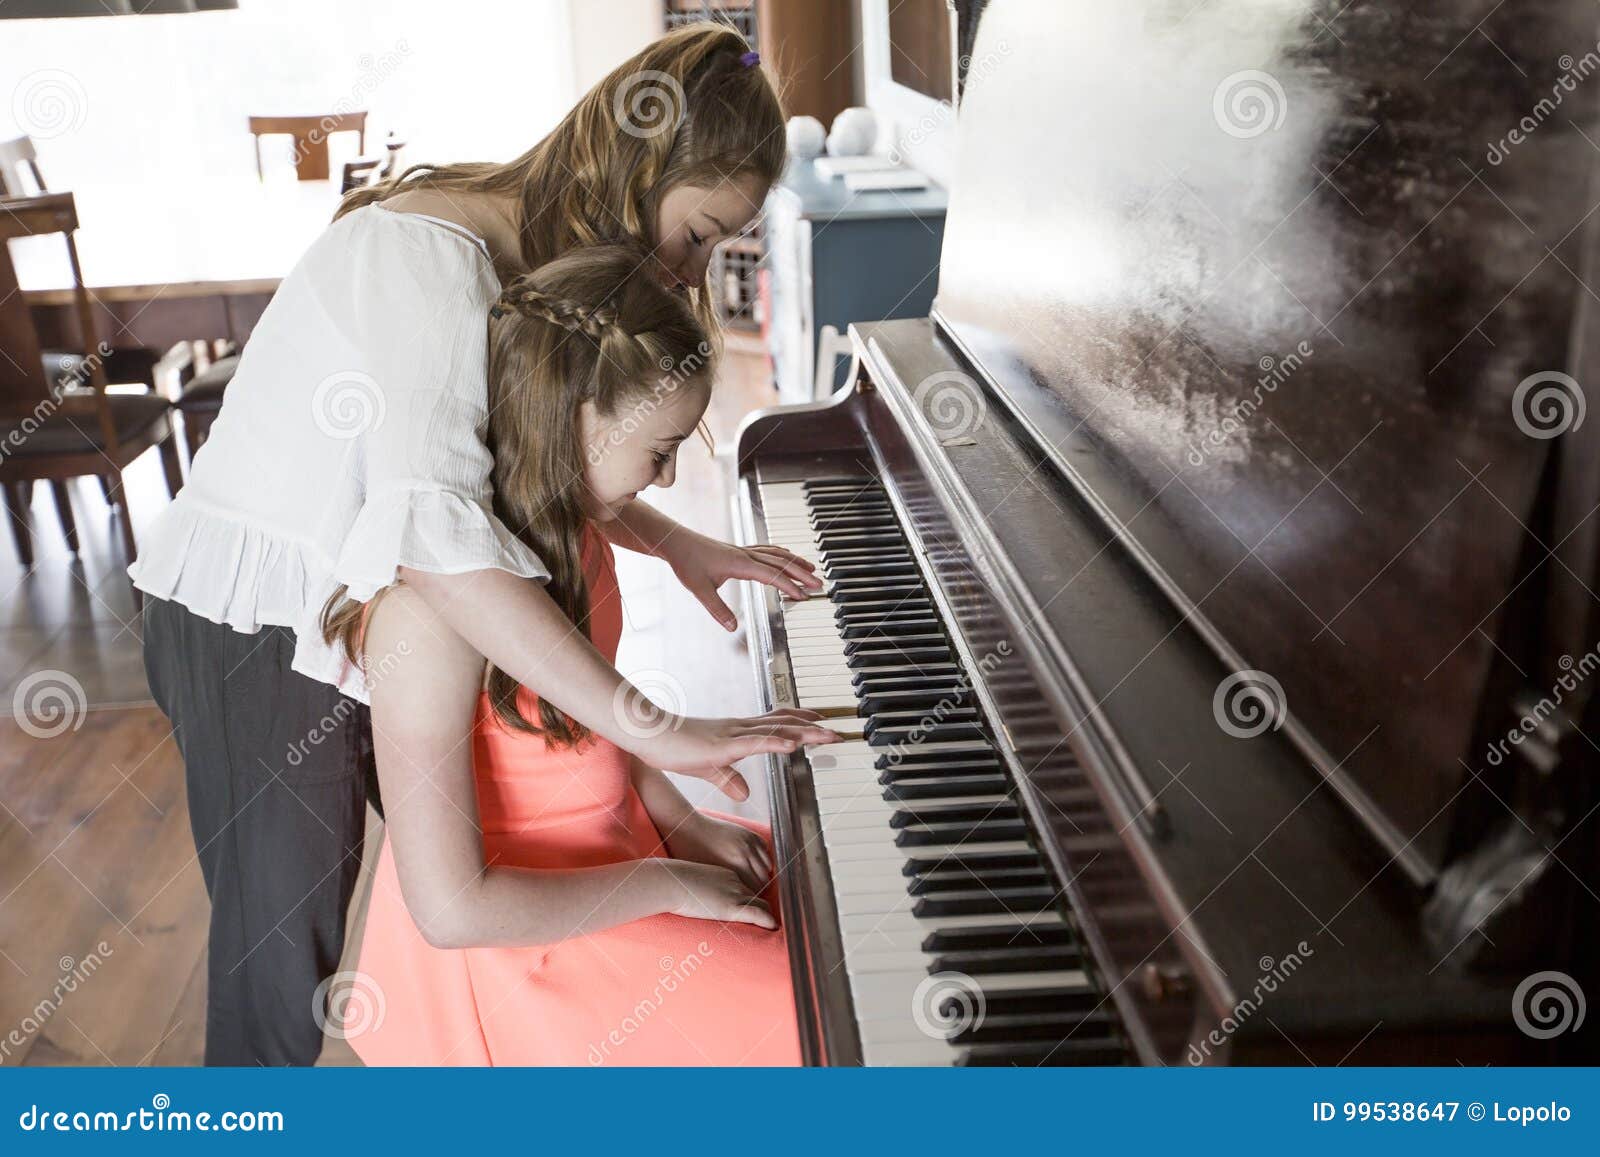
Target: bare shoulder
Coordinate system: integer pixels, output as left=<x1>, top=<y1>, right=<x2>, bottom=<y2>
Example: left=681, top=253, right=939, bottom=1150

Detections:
left=379, top=188, right=474, bottom=229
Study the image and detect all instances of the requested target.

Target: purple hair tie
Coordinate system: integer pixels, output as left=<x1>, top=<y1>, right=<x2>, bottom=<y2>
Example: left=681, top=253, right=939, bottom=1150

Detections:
left=739, top=50, right=760, bottom=68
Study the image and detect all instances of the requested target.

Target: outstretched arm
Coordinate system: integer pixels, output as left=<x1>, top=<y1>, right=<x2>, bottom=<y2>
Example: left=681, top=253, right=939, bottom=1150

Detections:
left=365, top=583, right=774, bottom=949
left=397, top=564, right=838, bottom=800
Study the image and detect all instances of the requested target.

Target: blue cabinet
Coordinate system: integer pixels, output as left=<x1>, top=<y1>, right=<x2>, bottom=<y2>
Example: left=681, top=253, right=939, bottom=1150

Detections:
left=763, top=160, right=947, bottom=403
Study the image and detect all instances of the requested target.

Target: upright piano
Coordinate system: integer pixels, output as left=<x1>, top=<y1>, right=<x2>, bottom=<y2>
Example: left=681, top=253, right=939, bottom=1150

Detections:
left=734, top=0, right=1600, bottom=1065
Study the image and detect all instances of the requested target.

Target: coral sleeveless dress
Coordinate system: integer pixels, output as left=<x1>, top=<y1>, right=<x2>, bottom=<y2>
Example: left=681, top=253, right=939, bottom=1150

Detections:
left=350, top=526, right=801, bottom=1066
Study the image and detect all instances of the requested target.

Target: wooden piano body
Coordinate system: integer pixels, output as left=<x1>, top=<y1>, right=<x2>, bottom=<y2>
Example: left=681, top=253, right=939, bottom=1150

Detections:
left=733, top=0, right=1600, bottom=1065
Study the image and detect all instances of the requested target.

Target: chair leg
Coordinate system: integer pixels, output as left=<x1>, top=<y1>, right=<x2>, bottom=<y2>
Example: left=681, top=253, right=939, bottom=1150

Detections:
left=49, top=480, right=78, bottom=555
left=111, top=473, right=137, bottom=565
left=158, top=434, right=184, bottom=499
left=4, top=480, right=35, bottom=567
left=183, top=414, right=204, bottom=466
left=99, top=474, right=119, bottom=508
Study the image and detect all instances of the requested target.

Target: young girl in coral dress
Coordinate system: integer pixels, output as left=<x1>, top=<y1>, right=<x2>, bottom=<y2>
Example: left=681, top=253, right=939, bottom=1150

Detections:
left=333, top=242, right=832, bottom=1066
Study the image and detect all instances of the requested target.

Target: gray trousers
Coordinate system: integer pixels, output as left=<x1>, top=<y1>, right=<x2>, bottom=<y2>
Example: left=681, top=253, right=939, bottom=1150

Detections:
left=141, top=595, right=380, bottom=1066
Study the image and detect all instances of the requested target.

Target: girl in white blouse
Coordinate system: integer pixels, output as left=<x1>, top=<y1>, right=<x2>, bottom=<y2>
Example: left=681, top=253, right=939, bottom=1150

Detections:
left=133, top=25, right=832, bottom=1066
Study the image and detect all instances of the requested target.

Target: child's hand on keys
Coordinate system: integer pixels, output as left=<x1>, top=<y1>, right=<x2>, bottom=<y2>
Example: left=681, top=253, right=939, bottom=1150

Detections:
left=614, top=700, right=838, bottom=800
left=664, top=812, right=775, bottom=893
left=661, top=530, right=823, bottom=630
left=653, top=859, right=777, bottom=929
left=627, top=708, right=842, bottom=801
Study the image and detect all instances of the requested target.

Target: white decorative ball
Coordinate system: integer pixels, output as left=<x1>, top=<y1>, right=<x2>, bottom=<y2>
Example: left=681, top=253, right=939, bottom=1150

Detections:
left=826, top=107, right=878, bottom=156
left=786, top=115, right=826, bottom=160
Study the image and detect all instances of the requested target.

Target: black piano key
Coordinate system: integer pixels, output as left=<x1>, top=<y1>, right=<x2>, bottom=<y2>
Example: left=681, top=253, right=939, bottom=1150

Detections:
left=876, top=744, right=995, bottom=771
left=826, top=563, right=920, bottom=584
left=957, top=1040, right=1129, bottom=1066
left=853, top=668, right=962, bottom=691
left=831, top=581, right=923, bottom=604
left=881, top=776, right=1007, bottom=802
left=878, top=759, right=1002, bottom=783
left=847, top=645, right=952, bottom=670
left=912, top=884, right=1057, bottom=918
left=902, top=850, right=1042, bottom=877
left=836, top=599, right=932, bottom=619
left=891, top=800, right=1019, bottom=829
left=859, top=689, right=975, bottom=716
left=895, top=818, right=1029, bottom=847
left=921, top=922, right=1074, bottom=953
left=868, top=721, right=987, bottom=746
left=966, top=987, right=1104, bottom=1019
left=845, top=631, right=948, bottom=656
left=840, top=618, right=940, bottom=641
left=908, top=866, right=1047, bottom=894
left=929, top=944, right=1085, bottom=975
left=951, top=1009, right=1116, bottom=1048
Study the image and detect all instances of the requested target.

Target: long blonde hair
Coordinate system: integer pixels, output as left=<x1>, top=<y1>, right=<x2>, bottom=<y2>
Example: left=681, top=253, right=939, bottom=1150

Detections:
left=333, top=21, right=786, bottom=337
left=323, top=241, right=716, bottom=746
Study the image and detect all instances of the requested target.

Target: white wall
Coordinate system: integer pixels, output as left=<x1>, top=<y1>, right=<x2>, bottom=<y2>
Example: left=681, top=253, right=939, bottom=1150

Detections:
left=0, top=0, right=577, bottom=191
left=566, top=0, right=661, bottom=97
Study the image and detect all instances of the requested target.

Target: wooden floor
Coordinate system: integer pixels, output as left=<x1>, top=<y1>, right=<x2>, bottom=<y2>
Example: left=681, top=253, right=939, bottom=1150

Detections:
left=0, top=339, right=781, bottom=1066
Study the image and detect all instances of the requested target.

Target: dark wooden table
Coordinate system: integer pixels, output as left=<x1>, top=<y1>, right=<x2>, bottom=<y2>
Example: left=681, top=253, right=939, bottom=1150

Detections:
left=13, top=177, right=339, bottom=353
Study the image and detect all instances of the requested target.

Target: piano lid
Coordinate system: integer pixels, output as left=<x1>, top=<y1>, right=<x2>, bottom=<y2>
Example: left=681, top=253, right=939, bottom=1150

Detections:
left=932, top=0, right=1598, bottom=880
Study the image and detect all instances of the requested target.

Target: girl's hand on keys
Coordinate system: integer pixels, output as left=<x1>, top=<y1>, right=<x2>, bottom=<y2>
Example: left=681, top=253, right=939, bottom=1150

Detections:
left=653, top=859, right=778, bottom=929
left=663, top=530, right=823, bottom=631
left=622, top=706, right=841, bottom=801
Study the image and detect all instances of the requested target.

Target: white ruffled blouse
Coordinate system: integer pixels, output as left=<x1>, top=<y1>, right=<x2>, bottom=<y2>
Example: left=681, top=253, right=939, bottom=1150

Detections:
left=128, top=202, right=549, bottom=703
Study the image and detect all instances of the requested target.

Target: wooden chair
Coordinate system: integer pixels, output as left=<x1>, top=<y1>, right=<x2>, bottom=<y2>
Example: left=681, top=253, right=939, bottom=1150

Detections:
left=173, top=352, right=238, bottom=462
left=0, top=193, right=183, bottom=567
left=249, top=112, right=367, bottom=182
left=0, top=134, right=164, bottom=413
left=381, top=131, right=406, bottom=179
left=340, top=155, right=384, bottom=194
left=0, top=136, right=48, bottom=197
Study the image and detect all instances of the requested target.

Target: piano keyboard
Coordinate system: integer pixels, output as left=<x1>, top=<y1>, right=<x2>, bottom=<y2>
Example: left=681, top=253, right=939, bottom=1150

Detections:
left=760, top=477, right=1128, bottom=1066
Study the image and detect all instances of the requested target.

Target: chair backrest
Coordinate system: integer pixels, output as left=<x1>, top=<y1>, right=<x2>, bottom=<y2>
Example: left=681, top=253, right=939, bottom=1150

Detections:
left=340, top=155, right=383, bottom=195
left=381, top=132, right=406, bottom=179
left=248, top=112, right=368, bottom=182
left=0, top=193, right=117, bottom=450
left=0, top=136, right=48, bottom=197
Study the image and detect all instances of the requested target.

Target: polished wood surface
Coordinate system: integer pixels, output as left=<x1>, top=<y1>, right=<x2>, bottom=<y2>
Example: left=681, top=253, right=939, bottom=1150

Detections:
left=933, top=0, right=1598, bottom=878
